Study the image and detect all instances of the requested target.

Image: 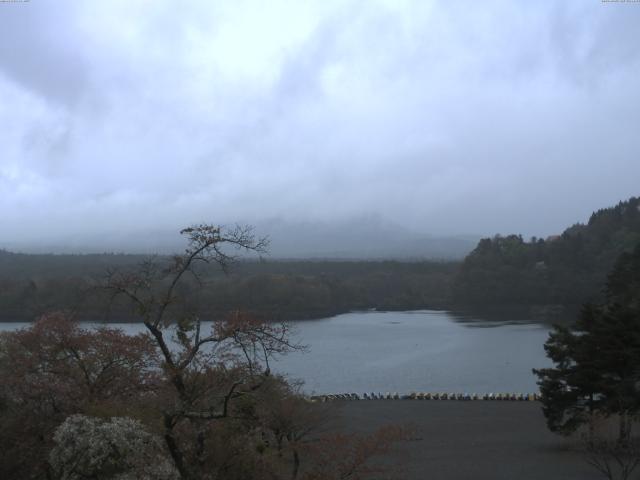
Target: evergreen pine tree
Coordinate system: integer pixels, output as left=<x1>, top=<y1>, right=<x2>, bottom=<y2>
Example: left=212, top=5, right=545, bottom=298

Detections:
left=534, top=243, right=640, bottom=441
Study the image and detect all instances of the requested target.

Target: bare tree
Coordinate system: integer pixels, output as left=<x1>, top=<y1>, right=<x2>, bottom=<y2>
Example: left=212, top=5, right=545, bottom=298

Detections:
left=581, top=415, right=640, bottom=480
left=0, top=224, right=409, bottom=480
left=102, top=224, right=303, bottom=479
left=583, top=436, right=640, bottom=480
left=299, top=425, right=412, bottom=480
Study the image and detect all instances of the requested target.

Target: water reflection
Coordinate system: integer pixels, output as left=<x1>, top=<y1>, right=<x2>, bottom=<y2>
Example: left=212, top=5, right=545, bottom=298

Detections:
left=447, top=305, right=577, bottom=328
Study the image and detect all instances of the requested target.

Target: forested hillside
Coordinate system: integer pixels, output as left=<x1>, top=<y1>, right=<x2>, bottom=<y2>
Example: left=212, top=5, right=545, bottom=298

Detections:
left=0, top=254, right=456, bottom=322
left=453, top=196, right=640, bottom=306
left=2, top=197, right=639, bottom=322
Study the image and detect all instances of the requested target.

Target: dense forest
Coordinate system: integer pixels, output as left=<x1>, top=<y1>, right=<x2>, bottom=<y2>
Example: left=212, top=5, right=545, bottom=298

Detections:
left=453, top=196, right=640, bottom=307
left=0, top=253, right=456, bottom=321
left=1, top=196, right=639, bottom=322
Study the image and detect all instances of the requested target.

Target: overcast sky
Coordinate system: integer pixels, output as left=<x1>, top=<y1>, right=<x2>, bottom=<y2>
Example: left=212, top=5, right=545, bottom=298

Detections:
left=1, top=0, right=639, bottom=250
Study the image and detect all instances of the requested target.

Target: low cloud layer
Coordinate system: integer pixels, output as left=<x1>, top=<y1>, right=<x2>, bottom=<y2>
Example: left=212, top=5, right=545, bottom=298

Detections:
left=1, top=0, right=639, bottom=251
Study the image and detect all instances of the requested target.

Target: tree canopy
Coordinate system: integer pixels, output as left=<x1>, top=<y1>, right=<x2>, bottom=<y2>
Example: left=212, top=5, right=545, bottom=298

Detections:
left=533, top=242, right=640, bottom=440
left=454, top=196, right=640, bottom=307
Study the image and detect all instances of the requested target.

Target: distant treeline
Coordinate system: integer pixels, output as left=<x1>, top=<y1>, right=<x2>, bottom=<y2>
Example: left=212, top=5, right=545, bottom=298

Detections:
left=2, top=196, right=639, bottom=322
left=452, top=196, right=640, bottom=307
left=0, top=254, right=457, bottom=321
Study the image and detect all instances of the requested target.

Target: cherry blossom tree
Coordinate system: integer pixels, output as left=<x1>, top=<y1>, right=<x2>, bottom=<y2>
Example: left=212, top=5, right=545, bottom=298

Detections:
left=50, top=414, right=179, bottom=480
left=0, top=312, right=159, bottom=479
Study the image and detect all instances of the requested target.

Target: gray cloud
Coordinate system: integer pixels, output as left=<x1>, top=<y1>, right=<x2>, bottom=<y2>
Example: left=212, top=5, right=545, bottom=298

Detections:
left=0, top=1, right=89, bottom=107
left=0, top=0, right=639, bottom=252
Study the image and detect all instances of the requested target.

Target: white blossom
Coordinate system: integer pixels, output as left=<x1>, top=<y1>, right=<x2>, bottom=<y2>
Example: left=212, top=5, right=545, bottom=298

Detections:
left=49, top=414, right=179, bottom=480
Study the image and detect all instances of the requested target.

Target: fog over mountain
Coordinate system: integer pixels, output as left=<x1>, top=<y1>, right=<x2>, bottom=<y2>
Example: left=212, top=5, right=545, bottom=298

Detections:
left=3, top=217, right=478, bottom=259
left=1, top=1, right=639, bottom=254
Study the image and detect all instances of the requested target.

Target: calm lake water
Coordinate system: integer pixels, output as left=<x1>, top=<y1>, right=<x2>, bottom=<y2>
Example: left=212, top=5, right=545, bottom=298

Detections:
left=0, top=310, right=552, bottom=395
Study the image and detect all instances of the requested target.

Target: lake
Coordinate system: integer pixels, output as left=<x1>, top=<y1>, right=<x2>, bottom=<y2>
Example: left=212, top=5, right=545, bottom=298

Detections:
left=0, top=310, right=552, bottom=395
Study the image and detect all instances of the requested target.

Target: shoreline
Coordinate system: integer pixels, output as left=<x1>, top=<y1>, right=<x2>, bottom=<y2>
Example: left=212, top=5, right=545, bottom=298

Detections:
left=0, top=302, right=579, bottom=324
left=311, top=392, right=540, bottom=401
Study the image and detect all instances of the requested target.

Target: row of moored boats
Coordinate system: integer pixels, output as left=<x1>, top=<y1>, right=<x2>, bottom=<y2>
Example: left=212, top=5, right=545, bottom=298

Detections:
left=310, top=392, right=541, bottom=402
